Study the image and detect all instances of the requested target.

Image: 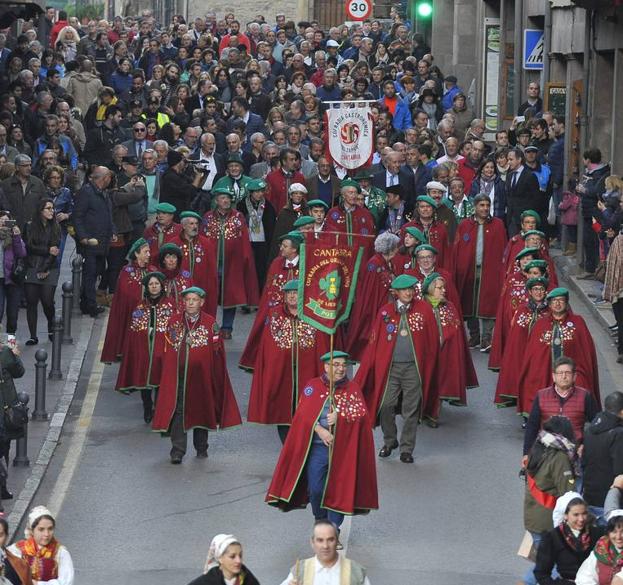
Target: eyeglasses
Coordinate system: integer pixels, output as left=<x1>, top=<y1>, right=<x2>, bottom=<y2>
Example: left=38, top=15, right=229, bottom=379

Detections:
left=43, top=205, right=54, bottom=210
left=134, top=127, right=146, bottom=132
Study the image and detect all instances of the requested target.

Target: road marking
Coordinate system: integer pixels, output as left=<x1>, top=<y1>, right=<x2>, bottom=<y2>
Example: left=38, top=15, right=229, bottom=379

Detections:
left=46, top=324, right=107, bottom=518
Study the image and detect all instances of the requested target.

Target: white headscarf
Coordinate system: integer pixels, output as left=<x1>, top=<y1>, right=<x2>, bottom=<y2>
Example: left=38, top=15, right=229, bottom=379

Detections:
left=24, top=506, right=55, bottom=538
left=203, top=534, right=240, bottom=574
left=608, top=509, right=623, bottom=522
left=553, top=491, right=583, bottom=527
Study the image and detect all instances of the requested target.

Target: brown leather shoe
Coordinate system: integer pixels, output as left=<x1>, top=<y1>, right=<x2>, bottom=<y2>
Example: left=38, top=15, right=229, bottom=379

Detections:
left=220, top=330, right=232, bottom=340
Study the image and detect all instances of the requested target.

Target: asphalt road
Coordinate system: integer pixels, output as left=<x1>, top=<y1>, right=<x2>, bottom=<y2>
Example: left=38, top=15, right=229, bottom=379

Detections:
left=29, top=288, right=619, bottom=585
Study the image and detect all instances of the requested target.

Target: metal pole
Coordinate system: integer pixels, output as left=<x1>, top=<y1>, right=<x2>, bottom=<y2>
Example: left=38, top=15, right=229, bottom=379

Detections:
left=13, top=392, right=30, bottom=467
left=33, top=349, right=49, bottom=421
left=542, top=0, right=552, bottom=88
left=71, top=256, right=82, bottom=315
left=48, top=316, right=63, bottom=381
left=513, top=0, right=524, bottom=117
left=61, top=282, right=73, bottom=344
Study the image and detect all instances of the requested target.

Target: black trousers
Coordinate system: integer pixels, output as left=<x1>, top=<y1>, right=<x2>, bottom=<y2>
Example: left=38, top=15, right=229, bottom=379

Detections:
left=169, top=385, right=208, bottom=457
left=613, top=299, right=623, bottom=355
left=583, top=217, right=599, bottom=273
left=24, top=283, right=56, bottom=338
left=81, top=251, right=106, bottom=311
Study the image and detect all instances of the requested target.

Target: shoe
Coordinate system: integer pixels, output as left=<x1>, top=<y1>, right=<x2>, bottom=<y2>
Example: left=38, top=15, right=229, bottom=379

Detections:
left=143, top=405, right=153, bottom=424
left=88, top=307, right=106, bottom=318
left=378, top=441, right=398, bottom=458
left=220, top=330, right=232, bottom=340
left=400, top=453, right=414, bottom=464
left=241, top=306, right=251, bottom=314
left=1, top=488, right=13, bottom=500
left=577, top=272, right=596, bottom=280
left=96, top=290, right=110, bottom=307
left=425, top=418, right=439, bottom=429
left=196, top=450, right=208, bottom=458
left=106, top=293, right=114, bottom=306
left=521, top=416, right=528, bottom=429
left=480, top=340, right=492, bottom=353
left=610, top=324, right=619, bottom=330
left=170, top=454, right=183, bottom=464
left=468, top=335, right=480, bottom=349
left=563, top=243, right=577, bottom=256
left=25, top=338, right=38, bottom=346
left=617, top=355, right=623, bottom=364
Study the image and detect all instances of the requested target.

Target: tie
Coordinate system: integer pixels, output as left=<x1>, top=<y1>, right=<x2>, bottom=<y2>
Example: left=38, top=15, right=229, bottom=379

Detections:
left=390, top=174, right=397, bottom=186
left=137, top=143, right=143, bottom=159
left=511, top=171, right=518, bottom=188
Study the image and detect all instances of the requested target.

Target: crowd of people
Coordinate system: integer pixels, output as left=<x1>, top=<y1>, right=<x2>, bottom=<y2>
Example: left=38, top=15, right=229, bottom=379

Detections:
left=0, top=5, right=618, bottom=584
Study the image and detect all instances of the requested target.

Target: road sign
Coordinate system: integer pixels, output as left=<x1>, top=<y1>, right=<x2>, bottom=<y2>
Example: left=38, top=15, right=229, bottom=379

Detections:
left=523, top=29, right=544, bottom=70
left=346, top=0, right=372, bottom=20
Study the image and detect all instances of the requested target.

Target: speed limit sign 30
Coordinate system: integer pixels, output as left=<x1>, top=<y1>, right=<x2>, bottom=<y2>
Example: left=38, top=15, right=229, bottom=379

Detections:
left=346, top=0, right=372, bottom=20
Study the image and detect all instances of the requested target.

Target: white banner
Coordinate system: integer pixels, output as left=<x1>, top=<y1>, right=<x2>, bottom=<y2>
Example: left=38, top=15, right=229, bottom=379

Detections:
left=326, top=105, right=374, bottom=170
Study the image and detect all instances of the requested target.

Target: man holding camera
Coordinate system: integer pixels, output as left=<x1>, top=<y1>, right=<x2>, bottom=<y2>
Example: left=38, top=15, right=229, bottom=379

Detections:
left=160, top=150, right=204, bottom=221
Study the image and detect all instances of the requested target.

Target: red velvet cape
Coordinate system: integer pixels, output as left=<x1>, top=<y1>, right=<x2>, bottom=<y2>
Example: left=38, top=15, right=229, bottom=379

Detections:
left=247, top=306, right=330, bottom=425
left=346, top=253, right=397, bottom=362
left=494, top=303, right=550, bottom=407
left=115, top=297, right=178, bottom=392
left=516, top=311, right=601, bottom=415
left=454, top=217, right=507, bottom=318
left=405, top=266, right=463, bottom=319
left=101, top=262, right=154, bottom=363
left=202, top=209, right=259, bottom=308
left=266, top=376, right=378, bottom=515
left=503, top=237, right=558, bottom=286
left=143, top=221, right=182, bottom=258
left=152, top=312, right=242, bottom=432
left=401, top=219, right=453, bottom=274
left=355, top=300, right=440, bottom=422
left=162, top=268, right=192, bottom=311
left=171, top=234, right=218, bottom=316
left=323, top=205, right=376, bottom=258
left=239, top=256, right=299, bottom=371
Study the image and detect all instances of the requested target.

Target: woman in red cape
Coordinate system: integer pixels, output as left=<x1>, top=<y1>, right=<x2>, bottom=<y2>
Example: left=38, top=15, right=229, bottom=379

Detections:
left=115, top=272, right=177, bottom=422
left=346, top=232, right=400, bottom=362
left=421, top=273, right=477, bottom=418
left=266, top=355, right=378, bottom=522
left=494, top=276, right=550, bottom=408
left=157, top=243, right=193, bottom=310
left=504, top=230, right=557, bottom=287
left=516, top=288, right=601, bottom=417
left=101, top=238, right=153, bottom=364
left=502, top=209, right=541, bottom=267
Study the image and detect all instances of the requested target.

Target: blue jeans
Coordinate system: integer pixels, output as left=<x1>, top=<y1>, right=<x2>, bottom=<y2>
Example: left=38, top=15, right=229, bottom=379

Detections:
left=588, top=505, right=607, bottom=527
left=306, top=442, right=344, bottom=527
left=221, top=307, right=236, bottom=331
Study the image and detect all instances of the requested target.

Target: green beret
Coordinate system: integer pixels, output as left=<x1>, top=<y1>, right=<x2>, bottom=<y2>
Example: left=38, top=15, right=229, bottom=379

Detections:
left=415, top=243, right=438, bottom=255
left=247, top=178, right=267, bottom=191
left=353, top=169, right=374, bottom=180
left=212, top=187, right=234, bottom=198
left=282, top=279, right=299, bottom=292
left=416, top=195, right=438, bottom=209
left=142, top=271, right=165, bottom=287
left=391, top=274, right=419, bottom=290
left=226, top=153, right=244, bottom=165
left=524, top=259, right=548, bottom=272
left=526, top=276, right=549, bottom=290
left=546, top=287, right=569, bottom=301
left=515, top=247, right=540, bottom=261
left=179, top=211, right=202, bottom=221
left=279, top=230, right=304, bottom=242
left=320, top=350, right=351, bottom=362
left=405, top=227, right=427, bottom=244
left=522, top=230, right=546, bottom=239
left=159, top=243, right=182, bottom=257
left=340, top=178, right=362, bottom=193
left=521, top=210, right=541, bottom=225
left=127, top=237, right=149, bottom=260
left=156, top=202, right=176, bottom=214
left=293, top=216, right=315, bottom=228
left=181, top=286, right=206, bottom=298
left=421, top=272, right=442, bottom=295
left=307, top=199, right=329, bottom=209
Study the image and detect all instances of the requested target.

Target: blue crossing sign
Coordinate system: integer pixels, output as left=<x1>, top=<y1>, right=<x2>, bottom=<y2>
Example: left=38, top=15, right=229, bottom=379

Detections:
left=523, top=29, right=544, bottom=70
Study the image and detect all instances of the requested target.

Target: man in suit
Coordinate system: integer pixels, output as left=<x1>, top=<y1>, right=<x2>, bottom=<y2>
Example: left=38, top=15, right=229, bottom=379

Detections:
left=189, top=132, right=225, bottom=194
left=122, top=122, right=154, bottom=160
left=306, top=156, right=340, bottom=208
left=373, top=151, right=416, bottom=207
left=250, top=142, right=280, bottom=179
left=403, top=144, right=432, bottom=200
left=227, top=97, right=267, bottom=142
left=185, top=79, right=213, bottom=115
left=505, top=147, right=543, bottom=236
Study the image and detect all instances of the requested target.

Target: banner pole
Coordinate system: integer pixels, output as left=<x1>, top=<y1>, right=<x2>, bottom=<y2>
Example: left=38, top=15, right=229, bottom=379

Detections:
left=329, top=333, right=335, bottom=417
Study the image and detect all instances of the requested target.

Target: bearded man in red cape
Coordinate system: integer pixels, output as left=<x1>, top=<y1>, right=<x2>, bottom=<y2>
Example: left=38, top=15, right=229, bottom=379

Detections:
left=266, top=351, right=378, bottom=527
left=355, top=274, right=440, bottom=462
left=202, top=186, right=259, bottom=339
left=239, top=232, right=301, bottom=370
left=101, top=238, right=153, bottom=363
left=171, top=211, right=217, bottom=316
left=247, top=279, right=330, bottom=443
left=143, top=202, right=182, bottom=258
left=152, top=286, right=242, bottom=464
left=516, top=287, right=601, bottom=417
left=454, top=194, right=507, bottom=352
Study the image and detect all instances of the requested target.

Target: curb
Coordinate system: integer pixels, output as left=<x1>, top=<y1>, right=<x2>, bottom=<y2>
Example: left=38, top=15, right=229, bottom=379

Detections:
left=7, top=322, right=94, bottom=540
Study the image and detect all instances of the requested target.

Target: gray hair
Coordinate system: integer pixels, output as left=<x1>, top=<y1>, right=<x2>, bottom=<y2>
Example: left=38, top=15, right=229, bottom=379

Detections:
left=374, top=232, right=400, bottom=255
left=153, top=140, right=169, bottom=151
left=14, top=154, right=32, bottom=166
left=250, top=132, right=265, bottom=144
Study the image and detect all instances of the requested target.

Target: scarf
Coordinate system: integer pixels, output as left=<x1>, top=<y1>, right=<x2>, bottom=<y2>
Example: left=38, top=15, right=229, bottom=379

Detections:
left=526, top=298, right=548, bottom=331
left=604, top=234, right=623, bottom=302
left=426, top=295, right=442, bottom=308
left=479, top=176, right=495, bottom=196
left=537, top=430, right=580, bottom=476
left=594, top=535, right=623, bottom=568
left=16, top=537, right=60, bottom=582
left=96, top=96, right=118, bottom=121
left=245, top=197, right=265, bottom=234
left=558, top=522, right=592, bottom=553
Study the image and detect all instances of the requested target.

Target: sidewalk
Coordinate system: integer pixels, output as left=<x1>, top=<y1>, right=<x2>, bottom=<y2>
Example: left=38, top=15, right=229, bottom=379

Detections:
left=3, top=239, right=96, bottom=539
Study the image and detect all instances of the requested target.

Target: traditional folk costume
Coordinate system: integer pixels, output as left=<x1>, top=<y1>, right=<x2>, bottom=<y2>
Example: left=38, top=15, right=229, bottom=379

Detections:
left=401, top=217, right=452, bottom=274
left=157, top=243, right=193, bottom=310
left=143, top=202, right=182, bottom=258
left=323, top=201, right=376, bottom=258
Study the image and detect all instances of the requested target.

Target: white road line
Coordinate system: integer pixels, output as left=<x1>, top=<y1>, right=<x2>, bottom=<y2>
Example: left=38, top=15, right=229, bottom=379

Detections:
left=46, top=324, right=107, bottom=518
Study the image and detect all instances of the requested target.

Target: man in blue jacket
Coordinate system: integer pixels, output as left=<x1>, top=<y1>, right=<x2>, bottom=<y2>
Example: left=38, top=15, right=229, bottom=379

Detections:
left=379, top=79, right=412, bottom=132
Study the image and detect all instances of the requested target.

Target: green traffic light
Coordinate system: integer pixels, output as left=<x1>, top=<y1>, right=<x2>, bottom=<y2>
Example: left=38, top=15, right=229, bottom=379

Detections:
left=417, top=1, right=433, bottom=17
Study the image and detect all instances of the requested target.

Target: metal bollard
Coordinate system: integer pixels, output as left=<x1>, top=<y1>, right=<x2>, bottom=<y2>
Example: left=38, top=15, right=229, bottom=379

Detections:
left=32, top=349, right=49, bottom=421
left=48, top=316, right=63, bottom=381
left=71, top=256, right=83, bottom=315
left=61, top=282, right=73, bottom=344
left=13, top=392, right=30, bottom=467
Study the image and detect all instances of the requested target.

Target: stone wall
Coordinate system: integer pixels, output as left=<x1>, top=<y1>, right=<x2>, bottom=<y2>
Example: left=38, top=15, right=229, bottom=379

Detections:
left=186, top=1, right=303, bottom=27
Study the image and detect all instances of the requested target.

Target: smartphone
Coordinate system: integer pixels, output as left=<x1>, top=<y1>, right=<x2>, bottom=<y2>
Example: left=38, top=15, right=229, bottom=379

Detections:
left=516, top=116, right=526, bottom=123
left=3, top=220, right=16, bottom=228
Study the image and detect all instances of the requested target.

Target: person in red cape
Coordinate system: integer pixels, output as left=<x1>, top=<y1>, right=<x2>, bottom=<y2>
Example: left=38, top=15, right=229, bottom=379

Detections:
left=355, top=274, right=440, bottom=462
left=516, top=287, right=601, bottom=418
left=152, top=286, right=242, bottom=464
left=506, top=229, right=558, bottom=287
left=502, top=210, right=550, bottom=272
left=247, top=279, right=330, bottom=443
left=494, top=277, right=550, bottom=409
left=157, top=243, right=192, bottom=310
left=454, top=194, right=507, bottom=352
left=401, top=195, right=453, bottom=274
left=323, top=179, right=376, bottom=258
left=266, top=351, right=378, bottom=527
left=346, top=232, right=400, bottom=362
left=101, top=237, right=153, bottom=364
left=171, top=211, right=218, bottom=316
left=143, top=202, right=182, bottom=258
left=202, top=186, right=259, bottom=339
left=393, top=226, right=427, bottom=273
left=115, top=272, right=177, bottom=423
left=488, top=247, right=541, bottom=370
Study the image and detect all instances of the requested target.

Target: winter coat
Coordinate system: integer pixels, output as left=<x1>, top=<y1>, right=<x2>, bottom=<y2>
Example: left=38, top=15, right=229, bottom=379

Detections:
left=66, top=71, right=103, bottom=115
left=559, top=191, right=579, bottom=226
left=0, top=233, right=27, bottom=285
left=581, top=163, right=611, bottom=219
left=72, top=181, right=115, bottom=255
left=0, top=175, right=47, bottom=230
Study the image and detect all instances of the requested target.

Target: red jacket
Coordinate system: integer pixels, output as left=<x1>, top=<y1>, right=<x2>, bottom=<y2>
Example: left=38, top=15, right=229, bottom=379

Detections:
left=265, top=169, right=306, bottom=212
left=50, top=20, right=68, bottom=48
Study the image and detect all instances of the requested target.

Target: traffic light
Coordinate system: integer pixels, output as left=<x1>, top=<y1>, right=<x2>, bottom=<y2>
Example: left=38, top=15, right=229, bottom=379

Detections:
left=416, top=0, right=433, bottom=18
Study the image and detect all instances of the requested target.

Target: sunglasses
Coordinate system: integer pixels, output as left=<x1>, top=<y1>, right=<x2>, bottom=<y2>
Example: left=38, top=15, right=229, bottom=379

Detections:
left=134, top=127, right=146, bottom=132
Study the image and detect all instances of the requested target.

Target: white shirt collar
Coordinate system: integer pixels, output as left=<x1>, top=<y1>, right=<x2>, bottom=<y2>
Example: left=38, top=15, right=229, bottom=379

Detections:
left=285, top=255, right=299, bottom=267
left=314, top=555, right=341, bottom=574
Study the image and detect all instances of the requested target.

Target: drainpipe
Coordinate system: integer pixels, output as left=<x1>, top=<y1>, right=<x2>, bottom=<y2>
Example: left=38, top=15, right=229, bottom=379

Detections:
left=543, top=0, right=552, bottom=86
left=513, top=0, right=524, bottom=116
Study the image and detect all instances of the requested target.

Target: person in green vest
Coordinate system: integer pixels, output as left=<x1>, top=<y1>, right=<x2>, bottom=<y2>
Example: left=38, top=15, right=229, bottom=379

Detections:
left=211, top=153, right=253, bottom=205
left=354, top=168, right=386, bottom=221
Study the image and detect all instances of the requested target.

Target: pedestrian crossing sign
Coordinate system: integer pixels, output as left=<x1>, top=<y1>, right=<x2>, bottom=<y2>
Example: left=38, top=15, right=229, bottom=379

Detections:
left=523, top=29, right=544, bottom=70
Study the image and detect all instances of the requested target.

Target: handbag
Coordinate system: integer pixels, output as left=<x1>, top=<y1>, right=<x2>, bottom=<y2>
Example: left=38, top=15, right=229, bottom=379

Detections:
left=3, top=399, right=29, bottom=440
left=11, top=258, right=26, bottom=285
